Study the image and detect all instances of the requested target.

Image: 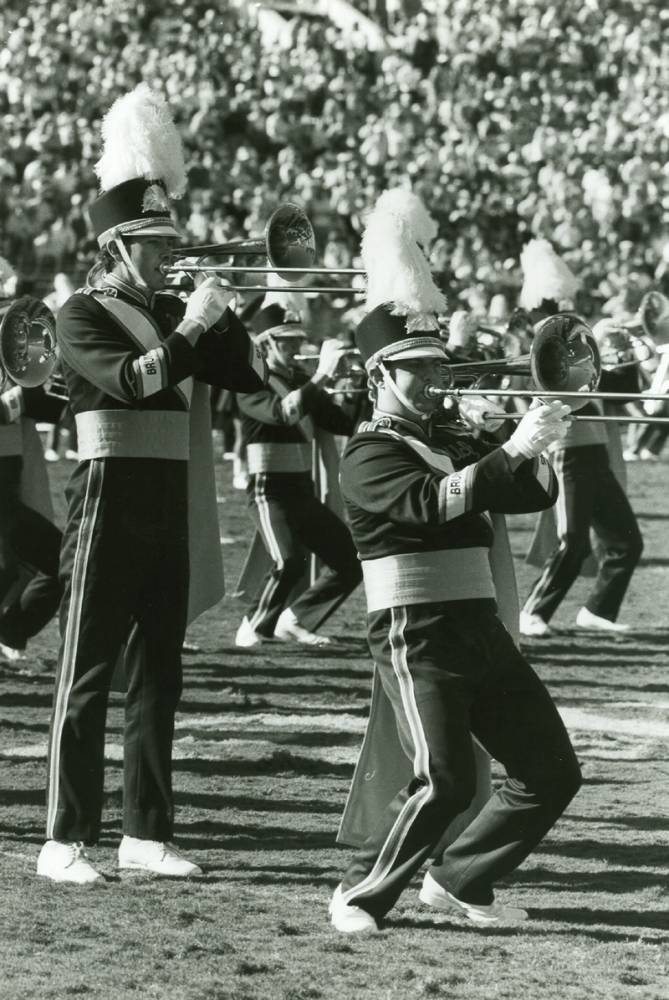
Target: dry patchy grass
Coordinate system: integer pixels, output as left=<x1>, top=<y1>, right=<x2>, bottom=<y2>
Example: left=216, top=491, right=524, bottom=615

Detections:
left=0, top=456, right=668, bottom=1000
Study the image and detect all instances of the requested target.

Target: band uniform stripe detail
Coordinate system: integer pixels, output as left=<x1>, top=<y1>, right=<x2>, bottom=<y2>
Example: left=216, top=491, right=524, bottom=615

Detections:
left=2, top=386, right=23, bottom=422
left=535, top=454, right=553, bottom=493
left=46, top=459, right=105, bottom=838
left=524, top=450, right=564, bottom=615
left=249, top=474, right=285, bottom=630
left=342, top=606, right=435, bottom=905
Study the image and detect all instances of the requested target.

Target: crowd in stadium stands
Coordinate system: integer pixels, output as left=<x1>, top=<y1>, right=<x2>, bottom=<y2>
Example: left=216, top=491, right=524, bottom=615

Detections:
left=1, top=0, right=669, bottom=319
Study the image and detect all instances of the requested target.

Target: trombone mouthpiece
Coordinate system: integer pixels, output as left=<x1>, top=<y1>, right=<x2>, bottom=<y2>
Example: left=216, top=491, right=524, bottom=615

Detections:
left=423, top=384, right=447, bottom=399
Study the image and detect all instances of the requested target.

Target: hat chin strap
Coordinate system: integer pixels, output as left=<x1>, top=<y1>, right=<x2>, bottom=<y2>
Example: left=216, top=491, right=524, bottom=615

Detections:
left=110, top=236, right=149, bottom=293
left=378, top=361, right=428, bottom=421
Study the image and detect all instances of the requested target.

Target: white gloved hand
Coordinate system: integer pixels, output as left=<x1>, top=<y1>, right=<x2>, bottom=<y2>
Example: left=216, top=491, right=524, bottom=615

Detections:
left=643, top=392, right=667, bottom=417
left=502, top=400, right=571, bottom=460
left=458, top=396, right=507, bottom=432
left=315, top=338, right=346, bottom=381
left=183, top=277, right=235, bottom=332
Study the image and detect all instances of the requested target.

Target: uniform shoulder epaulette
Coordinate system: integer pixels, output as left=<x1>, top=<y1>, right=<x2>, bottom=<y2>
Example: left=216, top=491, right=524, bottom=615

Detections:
left=76, top=285, right=118, bottom=298
left=358, top=415, right=393, bottom=433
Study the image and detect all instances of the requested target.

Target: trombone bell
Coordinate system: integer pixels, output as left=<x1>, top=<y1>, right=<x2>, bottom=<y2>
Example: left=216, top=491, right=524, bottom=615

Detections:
left=0, top=296, right=58, bottom=390
left=530, top=313, right=600, bottom=406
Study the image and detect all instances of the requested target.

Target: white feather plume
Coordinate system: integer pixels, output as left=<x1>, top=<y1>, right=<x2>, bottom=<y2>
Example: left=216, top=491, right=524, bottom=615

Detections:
left=362, top=189, right=447, bottom=328
left=94, top=83, right=187, bottom=198
left=519, top=238, right=580, bottom=310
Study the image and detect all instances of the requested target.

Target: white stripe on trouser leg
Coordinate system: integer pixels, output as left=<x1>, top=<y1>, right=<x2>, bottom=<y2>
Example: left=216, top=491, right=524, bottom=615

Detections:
left=249, top=474, right=286, bottom=630
left=46, top=460, right=105, bottom=839
left=342, top=606, right=434, bottom=905
left=524, top=449, right=565, bottom=615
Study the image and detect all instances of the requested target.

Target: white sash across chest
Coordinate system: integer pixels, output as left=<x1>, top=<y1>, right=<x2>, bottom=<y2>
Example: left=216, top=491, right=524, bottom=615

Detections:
left=94, top=293, right=193, bottom=406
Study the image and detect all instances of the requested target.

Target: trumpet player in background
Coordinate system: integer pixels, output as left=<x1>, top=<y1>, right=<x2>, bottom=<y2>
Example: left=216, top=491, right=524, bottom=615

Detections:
left=518, top=241, right=643, bottom=638
left=37, top=85, right=267, bottom=884
left=0, top=261, right=65, bottom=663
left=331, top=190, right=580, bottom=935
left=234, top=302, right=362, bottom=648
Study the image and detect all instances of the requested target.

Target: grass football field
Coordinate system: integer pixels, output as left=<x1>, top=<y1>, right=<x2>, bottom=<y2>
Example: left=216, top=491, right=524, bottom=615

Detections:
left=0, top=454, right=668, bottom=1000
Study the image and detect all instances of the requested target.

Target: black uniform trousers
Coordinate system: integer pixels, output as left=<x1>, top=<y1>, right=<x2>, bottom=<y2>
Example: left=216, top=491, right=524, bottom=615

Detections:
left=45, top=457, right=189, bottom=845
left=246, top=472, right=362, bottom=636
left=341, top=600, right=581, bottom=921
left=0, top=455, right=62, bottom=650
left=524, top=444, right=643, bottom=623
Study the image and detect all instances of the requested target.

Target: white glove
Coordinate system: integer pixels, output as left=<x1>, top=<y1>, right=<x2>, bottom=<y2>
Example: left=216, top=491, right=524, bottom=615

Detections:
left=643, top=392, right=667, bottom=417
left=315, top=338, right=346, bottom=381
left=502, top=400, right=571, bottom=460
left=184, top=277, right=235, bottom=332
left=458, top=396, right=507, bottom=432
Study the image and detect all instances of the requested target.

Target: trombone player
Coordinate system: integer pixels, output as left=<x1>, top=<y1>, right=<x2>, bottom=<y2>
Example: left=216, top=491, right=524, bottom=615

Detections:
left=37, top=85, right=266, bottom=884
left=518, top=241, right=643, bottom=637
left=234, top=302, right=362, bottom=648
left=330, top=191, right=580, bottom=934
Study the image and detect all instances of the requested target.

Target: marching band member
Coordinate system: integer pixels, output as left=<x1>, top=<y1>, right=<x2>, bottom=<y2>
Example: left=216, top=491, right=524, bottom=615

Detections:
left=234, top=303, right=362, bottom=648
left=518, top=241, right=643, bottom=637
left=37, top=85, right=266, bottom=884
left=0, top=279, right=64, bottom=662
left=330, top=190, right=580, bottom=934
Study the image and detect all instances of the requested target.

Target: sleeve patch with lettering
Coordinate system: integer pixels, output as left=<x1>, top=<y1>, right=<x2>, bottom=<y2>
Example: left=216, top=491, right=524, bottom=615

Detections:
left=132, top=346, right=167, bottom=399
left=438, top=462, right=476, bottom=522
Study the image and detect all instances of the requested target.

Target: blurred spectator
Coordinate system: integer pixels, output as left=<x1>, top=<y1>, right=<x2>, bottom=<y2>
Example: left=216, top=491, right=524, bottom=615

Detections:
left=0, top=0, right=667, bottom=318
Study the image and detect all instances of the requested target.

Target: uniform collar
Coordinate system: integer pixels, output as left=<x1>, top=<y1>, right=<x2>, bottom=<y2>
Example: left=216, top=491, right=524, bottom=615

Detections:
left=371, top=408, right=431, bottom=441
left=103, top=272, right=156, bottom=310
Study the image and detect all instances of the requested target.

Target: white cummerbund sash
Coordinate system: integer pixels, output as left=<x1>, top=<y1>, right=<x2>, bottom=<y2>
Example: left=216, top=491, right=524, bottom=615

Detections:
left=361, top=547, right=495, bottom=613
left=247, top=441, right=311, bottom=474
left=76, top=409, right=190, bottom=460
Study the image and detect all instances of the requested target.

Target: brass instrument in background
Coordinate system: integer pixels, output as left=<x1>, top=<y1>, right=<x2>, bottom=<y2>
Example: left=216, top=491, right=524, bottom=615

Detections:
left=162, top=203, right=364, bottom=295
left=0, top=296, right=59, bottom=393
left=474, top=307, right=535, bottom=360
left=429, top=312, right=601, bottom=411
left=425, top=313, right=669, bottom=425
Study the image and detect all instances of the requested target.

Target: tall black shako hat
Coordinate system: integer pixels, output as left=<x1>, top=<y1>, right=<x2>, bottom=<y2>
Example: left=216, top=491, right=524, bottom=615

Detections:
left=355, top=189, right=448, bottom=372
left=89, top=84, right=186, bottom=248
left=251, top=302, right=305, bottom=344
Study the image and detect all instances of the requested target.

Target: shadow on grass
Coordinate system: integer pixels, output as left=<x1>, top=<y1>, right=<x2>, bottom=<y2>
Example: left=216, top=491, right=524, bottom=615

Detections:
left=535, top=838, right=668, bottom=868
left=174, top=790, right=343, bottom=815
left=512, top=866, right=663, bottom=893
left=531, top=906, right=669, bottom=934
left=391, top=911, right=669, bottom=942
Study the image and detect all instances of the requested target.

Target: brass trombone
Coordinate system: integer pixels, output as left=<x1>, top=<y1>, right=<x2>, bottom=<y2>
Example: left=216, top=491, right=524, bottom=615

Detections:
left=162, top=202, right=365, bottom=294
left=0, top=296, right=59, bottom=392
left=424, top=313, right=669, bottom=423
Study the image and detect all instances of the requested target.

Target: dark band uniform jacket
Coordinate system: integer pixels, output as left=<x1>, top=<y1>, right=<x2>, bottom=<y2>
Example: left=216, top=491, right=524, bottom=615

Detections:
left=56, top=274, right=266, bottom=620
left=337, top=414, right=558, bottom=848
left=235, top=362, right=356, bottom=601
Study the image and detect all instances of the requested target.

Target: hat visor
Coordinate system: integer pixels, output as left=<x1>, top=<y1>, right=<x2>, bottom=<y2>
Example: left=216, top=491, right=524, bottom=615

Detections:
left=256, top=325, right=306, bottom=341
left=98, top=219, right=181, bottom=247
left=366, top=342, right=447, bottom=370
left=384, top=344, right=447, bottom=361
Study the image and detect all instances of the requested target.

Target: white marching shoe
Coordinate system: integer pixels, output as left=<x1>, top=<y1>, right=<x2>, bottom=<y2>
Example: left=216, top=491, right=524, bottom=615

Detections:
left=519, top=611, right=552, bottom=637
left=37, top=840, right=104, bottom=884
left=235, top=616, right=264, bottom=648
left=118, top=836, right=202, bottom=877
left=329, top=885, right=379, bottom=934
left=575, top=607, right=630, bottom=633
left=274, top=608, right=331, bottom=646
left=419, top=872, right=527, bottom=925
